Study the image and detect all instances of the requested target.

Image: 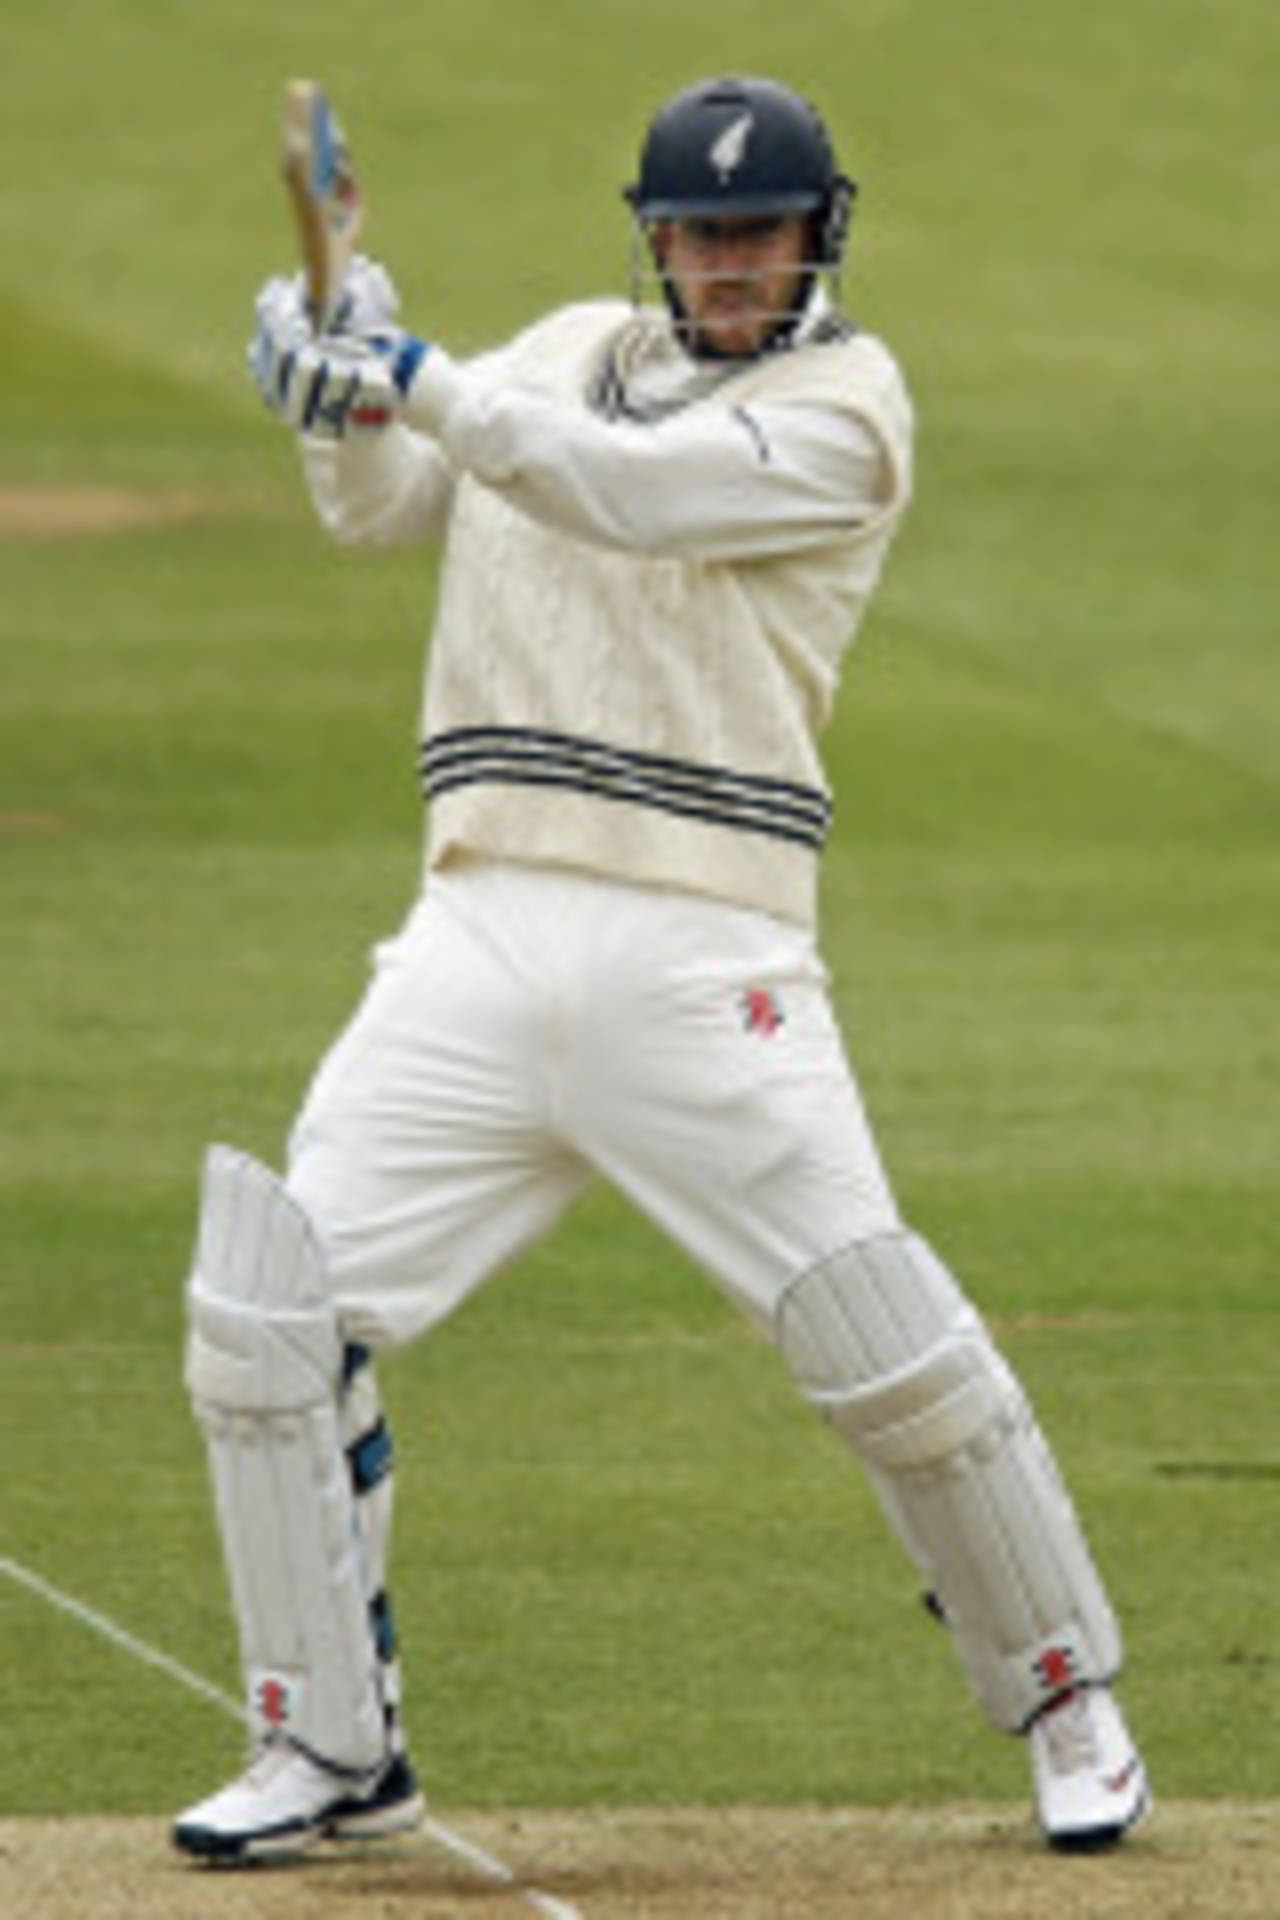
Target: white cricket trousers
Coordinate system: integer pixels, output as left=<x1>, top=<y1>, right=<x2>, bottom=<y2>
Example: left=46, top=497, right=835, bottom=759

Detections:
left=287, top=862, right=902, bottom=1348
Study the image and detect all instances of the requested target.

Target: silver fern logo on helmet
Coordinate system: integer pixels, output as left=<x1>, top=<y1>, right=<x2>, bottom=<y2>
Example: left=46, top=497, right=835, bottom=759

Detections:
left=709, top=112, right=753, bottom=183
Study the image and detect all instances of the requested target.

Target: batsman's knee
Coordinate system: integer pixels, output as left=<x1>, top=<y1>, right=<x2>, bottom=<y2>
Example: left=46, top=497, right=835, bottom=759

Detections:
left=185, top=1145, right=343, bottom=1415
left=776, top=1231, right=1011, bottom=1467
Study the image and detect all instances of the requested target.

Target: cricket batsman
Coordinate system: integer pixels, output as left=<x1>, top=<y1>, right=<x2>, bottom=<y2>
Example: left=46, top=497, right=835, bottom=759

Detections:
left=174, top=75, right=1150, bottom=1862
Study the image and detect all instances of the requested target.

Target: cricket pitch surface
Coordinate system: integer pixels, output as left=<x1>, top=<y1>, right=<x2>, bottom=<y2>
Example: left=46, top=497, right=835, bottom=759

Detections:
left=3, top=1803, right=1277, bottom=1919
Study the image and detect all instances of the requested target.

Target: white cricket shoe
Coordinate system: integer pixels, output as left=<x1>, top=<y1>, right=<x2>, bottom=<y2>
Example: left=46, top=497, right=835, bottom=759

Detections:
left=173, top=1738, right=425, bottom=1864
left=1029, top=1685, right=1150, bottom=1851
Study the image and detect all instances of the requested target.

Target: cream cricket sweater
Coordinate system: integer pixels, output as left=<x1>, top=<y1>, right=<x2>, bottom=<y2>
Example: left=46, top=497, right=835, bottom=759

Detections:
left=302, top=298, right=914, bottom=925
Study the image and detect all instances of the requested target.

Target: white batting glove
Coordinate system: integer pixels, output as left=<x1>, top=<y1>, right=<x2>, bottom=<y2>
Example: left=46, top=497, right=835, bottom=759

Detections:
left=324, top=254, right=402, bottom=334
left=248, top=255, right=416, bottom=435
left=252, top=317, right=430, bottom=439
left=251, top=253, right=399, bottom=342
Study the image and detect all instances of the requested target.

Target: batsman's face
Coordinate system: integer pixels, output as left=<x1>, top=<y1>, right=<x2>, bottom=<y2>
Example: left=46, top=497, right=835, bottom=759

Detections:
left=656, top=213, right=811, bottom=357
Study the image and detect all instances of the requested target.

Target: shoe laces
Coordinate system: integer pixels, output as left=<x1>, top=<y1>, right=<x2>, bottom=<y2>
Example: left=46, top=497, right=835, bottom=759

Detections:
left=1038, top=1691, right=1099, bottom=1775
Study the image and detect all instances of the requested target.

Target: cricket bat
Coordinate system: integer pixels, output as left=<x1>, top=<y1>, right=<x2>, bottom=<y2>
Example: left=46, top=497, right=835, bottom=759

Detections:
left=281, top=79, right=362, bottom=329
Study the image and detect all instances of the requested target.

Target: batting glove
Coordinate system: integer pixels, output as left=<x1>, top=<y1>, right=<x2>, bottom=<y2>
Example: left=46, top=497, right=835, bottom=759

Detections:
left=251, top=253, right=400, bottom=345
left=248, top=256, right=422, bottom=436
left=252, top=319, right=430, bottom=439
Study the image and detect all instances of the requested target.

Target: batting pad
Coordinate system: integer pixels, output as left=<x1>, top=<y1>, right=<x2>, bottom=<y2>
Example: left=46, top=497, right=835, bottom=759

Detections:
left=778, top=1233, right=1122, bottom=1731
left=185, top=1146, right=387, bottom=1771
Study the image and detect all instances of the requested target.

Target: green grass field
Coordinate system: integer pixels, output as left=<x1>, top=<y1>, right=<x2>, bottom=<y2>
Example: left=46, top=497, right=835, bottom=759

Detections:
left=2, top=0, right=1277, bottom=1841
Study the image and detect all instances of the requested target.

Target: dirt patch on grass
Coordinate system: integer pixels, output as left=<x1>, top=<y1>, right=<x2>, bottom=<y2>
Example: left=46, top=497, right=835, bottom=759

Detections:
left=1, top=1803, right=1276, bottom=1920
left=0, top=486, right=210, bottom=539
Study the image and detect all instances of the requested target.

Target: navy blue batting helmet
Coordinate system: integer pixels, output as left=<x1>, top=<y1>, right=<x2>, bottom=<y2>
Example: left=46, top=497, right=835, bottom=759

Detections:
left=625, top=76, right=856, bottom=270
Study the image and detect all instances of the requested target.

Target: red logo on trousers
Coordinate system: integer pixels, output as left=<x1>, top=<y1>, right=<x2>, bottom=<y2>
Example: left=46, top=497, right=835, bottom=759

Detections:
left=741, top=988, right=785, bottom=1037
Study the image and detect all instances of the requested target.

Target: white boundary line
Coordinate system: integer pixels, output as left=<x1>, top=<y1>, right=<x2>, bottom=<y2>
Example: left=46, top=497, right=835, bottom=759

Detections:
left=0, top=1554, right=582, bottom=1920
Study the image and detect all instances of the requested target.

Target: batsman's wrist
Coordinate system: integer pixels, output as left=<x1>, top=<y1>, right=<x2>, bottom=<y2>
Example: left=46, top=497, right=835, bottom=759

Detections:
left=389, top=334, right=430, bottom=397
left=398, top=342, right=461, bottom=437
